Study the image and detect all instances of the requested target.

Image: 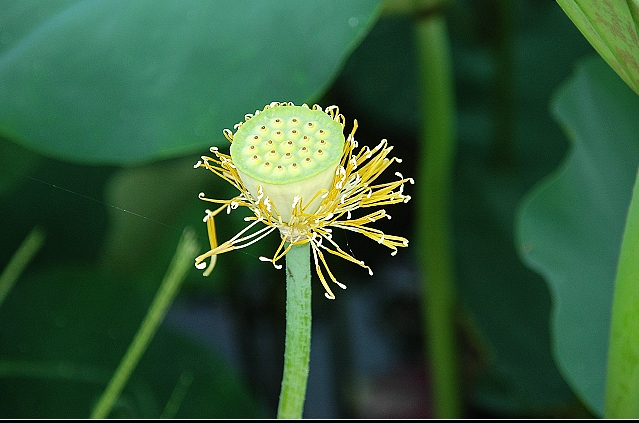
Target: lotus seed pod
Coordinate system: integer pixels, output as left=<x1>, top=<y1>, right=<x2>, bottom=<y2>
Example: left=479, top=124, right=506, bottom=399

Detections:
left=230, top=105, right=345, bottom=222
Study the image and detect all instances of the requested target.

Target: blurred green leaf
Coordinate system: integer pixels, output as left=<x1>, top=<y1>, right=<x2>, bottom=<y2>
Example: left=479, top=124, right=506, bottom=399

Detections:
left=556, top=0, right=639, bottom=95
left=0, top=0, right=382, bottom=165
left=516, top=55, right=639, bottom=416
left=100, top=157, right=210, bottom=272
left=98, top=155, right=272, bottom=294
left=0, top=138, right=43, bottom=197
left=0, top=265, right=264, bottom=418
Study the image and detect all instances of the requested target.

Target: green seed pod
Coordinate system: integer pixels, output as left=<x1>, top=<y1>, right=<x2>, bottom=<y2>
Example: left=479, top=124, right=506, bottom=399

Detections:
left=230, top=105, right=345, bottom=222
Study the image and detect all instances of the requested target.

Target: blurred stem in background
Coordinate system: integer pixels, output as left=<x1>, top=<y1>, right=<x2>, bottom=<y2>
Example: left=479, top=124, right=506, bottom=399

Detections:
left=277, top=243, right=312, bottom=419
left=412, top=0, right=461, bottom=418
left=0, top=226, right=45, bottom=308
left=90, top=228, right=199, bottom=419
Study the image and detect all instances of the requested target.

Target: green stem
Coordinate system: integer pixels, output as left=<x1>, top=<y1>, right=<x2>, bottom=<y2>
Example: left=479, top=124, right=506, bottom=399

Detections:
left=277, top=242, right=312, bottom=419
left=605, top=168, right=639, bottom=418
left=414, top=12, right=461, bottom=419
left=90, top=228, right=199, bottom=419
left=0, top=227, right=45, bottom=308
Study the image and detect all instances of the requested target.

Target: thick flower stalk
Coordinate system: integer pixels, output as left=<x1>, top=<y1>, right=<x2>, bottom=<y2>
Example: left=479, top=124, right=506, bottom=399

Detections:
left=194, top=102, right=412, bottom=299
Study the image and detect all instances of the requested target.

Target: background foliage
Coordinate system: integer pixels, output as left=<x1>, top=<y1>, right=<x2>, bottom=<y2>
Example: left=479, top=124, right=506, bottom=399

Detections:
left=0, top=0, right=632, bottom=418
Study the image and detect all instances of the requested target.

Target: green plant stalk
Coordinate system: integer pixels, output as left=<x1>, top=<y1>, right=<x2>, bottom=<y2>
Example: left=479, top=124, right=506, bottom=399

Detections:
left=605, top=167, right=639, bottom=418
left=414, top=13, right=461, bottom=418
left=90, top=228, right=199, bottom=419
left=277, top=242, right=312, bottom=419
left=0, top=226, right=45, bottom=308
left=161, top=370, right=194, bottom=418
